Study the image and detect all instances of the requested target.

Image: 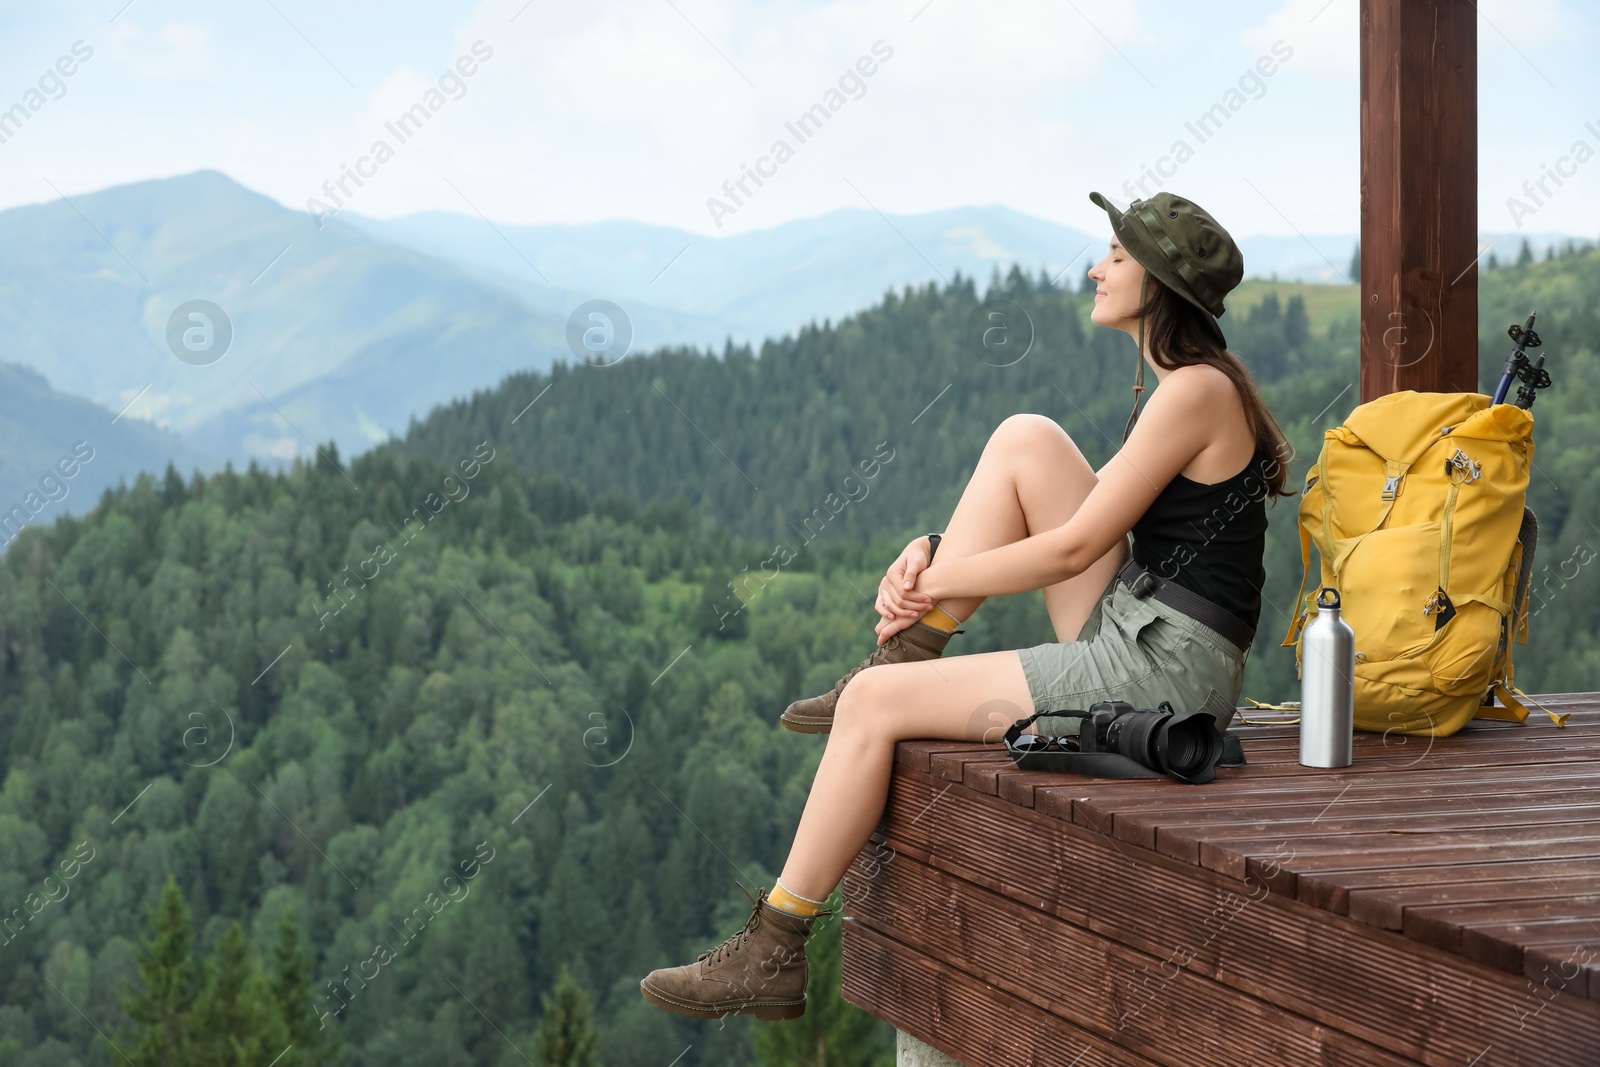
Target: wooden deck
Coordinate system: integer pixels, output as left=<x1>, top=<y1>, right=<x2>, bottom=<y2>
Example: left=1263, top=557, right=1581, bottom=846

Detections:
left=840, top=692, right=1600, bottom=1066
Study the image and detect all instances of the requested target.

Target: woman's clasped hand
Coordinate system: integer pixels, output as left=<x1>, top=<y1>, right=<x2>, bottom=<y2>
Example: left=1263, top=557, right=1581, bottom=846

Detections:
left=874, top=536, right=938, bottom=643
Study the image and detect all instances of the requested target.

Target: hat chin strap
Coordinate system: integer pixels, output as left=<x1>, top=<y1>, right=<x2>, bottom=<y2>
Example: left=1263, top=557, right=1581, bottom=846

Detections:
left=1122, top=271, right=1151, bottom=443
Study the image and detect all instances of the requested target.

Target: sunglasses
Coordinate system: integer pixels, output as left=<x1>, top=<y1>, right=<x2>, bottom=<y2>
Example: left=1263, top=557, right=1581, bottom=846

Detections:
left=1008, top=731, right=1081, bottom=754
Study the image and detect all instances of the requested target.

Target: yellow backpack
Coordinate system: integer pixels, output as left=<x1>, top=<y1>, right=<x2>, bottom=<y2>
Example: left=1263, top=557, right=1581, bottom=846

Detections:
left=1281, top=390, right=1569, bottom=737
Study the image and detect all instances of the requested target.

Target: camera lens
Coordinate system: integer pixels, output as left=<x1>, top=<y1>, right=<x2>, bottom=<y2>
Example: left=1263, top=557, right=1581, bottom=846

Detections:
left=1105, top=709, right=1163, bottom=766
left=1156, top=715, right=1224, bottom=782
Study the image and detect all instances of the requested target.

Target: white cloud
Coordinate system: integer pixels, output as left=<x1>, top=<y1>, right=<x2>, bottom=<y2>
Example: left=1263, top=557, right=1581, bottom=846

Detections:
left=319, top=0, right=1146, bottom=232
left=1245, top=0, right=1568, bottom=82
left=3, top=0, right=1598, bottom=239
left=1242, top=0, right=1355, bottom=80
left=107, top=20, right=217, bottom=79
left=1475, top=0, right=1566, bottom=50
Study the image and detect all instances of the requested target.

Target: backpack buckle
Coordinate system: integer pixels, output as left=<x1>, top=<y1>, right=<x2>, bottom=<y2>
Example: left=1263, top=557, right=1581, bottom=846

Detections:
left=1446, top=449, right=1482, bottom=483
left=1381, top=474, right=1402, bottom=500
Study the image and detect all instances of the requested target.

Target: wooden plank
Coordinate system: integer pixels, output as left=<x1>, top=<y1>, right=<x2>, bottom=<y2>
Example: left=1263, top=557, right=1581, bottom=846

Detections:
left=870, top=765, right=1600, bottom=1048
left=1062, top=759, right=1600, bottom=800
left=1028, top=752, right=1600, bottom=817
left=1464, top=919, right=1600, bottom=974
left=1230, top=713, right=1600, bottom=748
left=1233, top=831, right=1600, bottom=900
left=1348, top=871, right=1600, bottom=930
left=1300, top=856, right=1600, bottom=916
left=1222, top=733, right=1598, bottom=765
left=895, top=740, right=969, bottom=772
left=962, top=756, right=1016, bottom=796
left=1049, top=773, right=1600, bottom=840
left=1068, top=780, right=1600, bottom=833
left=1152, top=809, right=1600, bottom=866
left=1232, top=741, right=1600, bottom=774
left=1215, top=822, right=1600, bottom=871
left=840, top=921, right=1166, bottom=1067
left=1402, top=897, right=1600, bottom=954
left=1052, top=770, right=1600, bottom=836
left=1105, top=790, right=1600, bottom=853
left=1523, top=943, right=1600, bottom=1004
left=845, top=852, right=1420, bottom=1067
left=927, top=746, right=1012, bottom=785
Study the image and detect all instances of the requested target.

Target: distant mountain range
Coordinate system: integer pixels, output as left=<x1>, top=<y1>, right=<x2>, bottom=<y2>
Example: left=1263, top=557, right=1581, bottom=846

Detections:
left=0, top=362, right=202, bottom=549
left=345, top=207, right=1587, bottom=322
left=0, top=167, right=1588, bottom=536
left=0, top=170, right=576, bottom=466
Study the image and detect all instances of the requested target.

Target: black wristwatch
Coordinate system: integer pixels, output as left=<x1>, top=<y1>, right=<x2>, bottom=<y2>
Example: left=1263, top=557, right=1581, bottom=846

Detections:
left=926, top=533, right=941, bottom=563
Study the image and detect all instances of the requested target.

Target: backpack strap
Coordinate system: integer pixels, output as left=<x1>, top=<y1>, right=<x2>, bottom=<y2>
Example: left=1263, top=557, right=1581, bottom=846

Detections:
left=1481, top=681, right=1570, bottom=727
left=1453, top=593, right=1510, bottom=614
left=1474, top=508, right=1565, bottom=728
left=1282, top=509, right=1314, bottom=649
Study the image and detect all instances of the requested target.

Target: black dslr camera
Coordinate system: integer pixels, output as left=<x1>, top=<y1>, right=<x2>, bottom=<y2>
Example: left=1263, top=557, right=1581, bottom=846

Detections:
left=1079, top=699, right=1225, bottom=784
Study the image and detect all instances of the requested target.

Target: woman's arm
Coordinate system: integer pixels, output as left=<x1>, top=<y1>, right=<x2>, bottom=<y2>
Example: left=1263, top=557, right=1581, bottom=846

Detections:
left=915, top=367, right=1230, bottom=602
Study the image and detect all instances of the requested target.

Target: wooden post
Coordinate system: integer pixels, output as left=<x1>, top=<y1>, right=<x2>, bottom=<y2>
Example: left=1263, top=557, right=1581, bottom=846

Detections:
left=1359, top=0, right=1479, bottom=400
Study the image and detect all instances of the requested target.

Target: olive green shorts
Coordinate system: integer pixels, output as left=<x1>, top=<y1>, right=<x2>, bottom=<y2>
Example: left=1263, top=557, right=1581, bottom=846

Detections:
left=1015, top=567, right=1247, bottom=740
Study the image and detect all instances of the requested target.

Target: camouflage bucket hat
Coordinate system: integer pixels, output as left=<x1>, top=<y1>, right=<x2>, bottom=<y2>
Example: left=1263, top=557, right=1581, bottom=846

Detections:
left=1087, top=190, right=1245, bottom=438
left=1088, top=190, right=1244, bottom=343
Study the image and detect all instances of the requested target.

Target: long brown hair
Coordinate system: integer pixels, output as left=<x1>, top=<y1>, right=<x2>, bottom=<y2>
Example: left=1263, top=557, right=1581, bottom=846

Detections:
left=1130, top=278, right=1295, bottom=499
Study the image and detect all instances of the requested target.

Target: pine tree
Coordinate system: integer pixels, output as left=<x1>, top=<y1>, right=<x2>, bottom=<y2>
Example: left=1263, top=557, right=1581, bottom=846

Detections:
left=190, top=922, right=291, bottom=1066
left=1003, top=263, right=1030, bottom=298
left=270, top=909, right=341, bottom=1067
left=1517, top=238, right=1534, bottom=266
left=531, top=966, right=600, bottom=1067
left=113, top=878, right=316, bottom=1067
left=1284, top=294, right=1310, bottom=351
left=231, top=968, right=295, bottom=1066
left=1347, top=240, right=1360, bottom=282
left=189, top=922, right=252, bottom=1064
left=114, top=875, right=199, bottom=1067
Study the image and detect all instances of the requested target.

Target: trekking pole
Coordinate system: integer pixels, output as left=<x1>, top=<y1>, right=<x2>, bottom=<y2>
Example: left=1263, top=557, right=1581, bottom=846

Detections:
left=1491, top=311, right=1552, bottom=408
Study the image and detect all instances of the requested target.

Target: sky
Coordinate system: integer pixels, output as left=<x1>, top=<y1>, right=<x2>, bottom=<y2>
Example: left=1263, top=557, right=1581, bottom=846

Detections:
left=0, top=0, right=1596, bottom=240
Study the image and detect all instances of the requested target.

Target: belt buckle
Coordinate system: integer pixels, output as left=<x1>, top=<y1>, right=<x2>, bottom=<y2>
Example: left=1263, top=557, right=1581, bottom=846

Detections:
left=1129, top=570, right=1159, bottom=599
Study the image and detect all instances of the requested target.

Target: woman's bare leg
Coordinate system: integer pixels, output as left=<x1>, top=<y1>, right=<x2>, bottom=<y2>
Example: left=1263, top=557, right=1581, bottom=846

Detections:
left=776, top=416, right=1135, bottom=900
left=932, top=414, right=1128, bottom=642
left=777, top=650, right=1035, bottom=901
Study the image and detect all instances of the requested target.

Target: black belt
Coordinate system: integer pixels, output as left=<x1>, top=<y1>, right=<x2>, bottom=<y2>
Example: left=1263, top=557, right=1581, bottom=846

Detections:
left=1116, top=558, right=1255, bottom=655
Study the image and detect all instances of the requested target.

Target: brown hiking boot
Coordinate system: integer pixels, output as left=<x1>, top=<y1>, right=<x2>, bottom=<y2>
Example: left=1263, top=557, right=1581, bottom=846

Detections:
left=640, top=884, right=832, bottom=1021
left=780, top=620, right=962, bottom=733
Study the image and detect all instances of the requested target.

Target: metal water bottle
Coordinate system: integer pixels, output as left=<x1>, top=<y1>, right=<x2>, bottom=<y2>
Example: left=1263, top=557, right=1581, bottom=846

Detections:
left=1300, top=587, right=1354, bottom=768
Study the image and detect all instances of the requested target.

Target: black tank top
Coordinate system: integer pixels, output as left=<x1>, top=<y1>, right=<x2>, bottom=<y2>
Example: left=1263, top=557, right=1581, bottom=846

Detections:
left=1129, top=447, right=1272, bottom=634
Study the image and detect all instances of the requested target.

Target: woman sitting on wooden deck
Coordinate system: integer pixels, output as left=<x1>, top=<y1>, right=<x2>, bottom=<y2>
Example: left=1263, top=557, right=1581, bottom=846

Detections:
left=640, top=190, right=1295, bottom=1023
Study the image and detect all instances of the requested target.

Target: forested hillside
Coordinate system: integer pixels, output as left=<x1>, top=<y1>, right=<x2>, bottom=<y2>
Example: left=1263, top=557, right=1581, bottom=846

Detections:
left=0, top=439, right=995, bottom=1064
left=2, top=242, right=1597, bottom=1065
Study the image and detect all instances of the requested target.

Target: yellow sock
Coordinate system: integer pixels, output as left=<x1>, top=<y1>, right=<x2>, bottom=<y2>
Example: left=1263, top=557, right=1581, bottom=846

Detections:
left=916, top=604, right=961, bottom=635
left=767, top=882, right=825, bottom=916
